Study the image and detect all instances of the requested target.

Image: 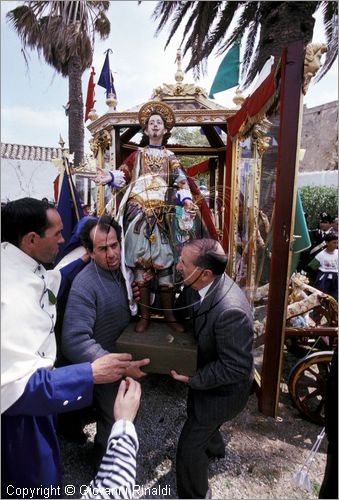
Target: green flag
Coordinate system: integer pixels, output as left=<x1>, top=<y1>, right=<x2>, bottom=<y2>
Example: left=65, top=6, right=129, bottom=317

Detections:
left=209, top=41, right=240, bottom=98
left=290, top=190, right=311, bottom=274
left=262, top=190, right=311, bottom=280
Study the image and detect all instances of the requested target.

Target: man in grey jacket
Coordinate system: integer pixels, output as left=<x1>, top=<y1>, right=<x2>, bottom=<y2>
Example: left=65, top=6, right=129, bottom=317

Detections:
left=62, top=216, right=149, bottom=464
left=172, top=238, right=254, bottom=499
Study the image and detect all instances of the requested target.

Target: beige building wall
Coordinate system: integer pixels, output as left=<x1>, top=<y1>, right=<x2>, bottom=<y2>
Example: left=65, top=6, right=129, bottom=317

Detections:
left=300, top=101, right=338, bottom=172
left=1, top=144, right=63, bottom=202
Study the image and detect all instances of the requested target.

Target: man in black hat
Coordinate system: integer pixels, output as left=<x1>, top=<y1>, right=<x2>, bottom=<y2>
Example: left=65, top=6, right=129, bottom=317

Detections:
left=309, top=212, right=334, bottom=255
left=300, top=212, right=335, bottom=283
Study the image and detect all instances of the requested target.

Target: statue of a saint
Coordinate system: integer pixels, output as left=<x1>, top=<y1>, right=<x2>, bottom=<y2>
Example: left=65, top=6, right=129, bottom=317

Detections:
left=95, top=101, right=197, bottom=333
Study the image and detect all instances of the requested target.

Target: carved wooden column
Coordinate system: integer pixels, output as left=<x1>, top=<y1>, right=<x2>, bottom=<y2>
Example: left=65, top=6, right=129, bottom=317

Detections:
left=90, top=129, right=112, bottom=216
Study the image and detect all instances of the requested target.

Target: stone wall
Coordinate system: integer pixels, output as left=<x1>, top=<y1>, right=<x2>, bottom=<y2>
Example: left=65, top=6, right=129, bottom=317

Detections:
left=299, top=101, right=338, bottom=172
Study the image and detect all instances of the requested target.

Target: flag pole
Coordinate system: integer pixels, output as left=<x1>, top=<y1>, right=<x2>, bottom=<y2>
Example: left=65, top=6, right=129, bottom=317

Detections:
left=59, top=135, right=80, bottom=222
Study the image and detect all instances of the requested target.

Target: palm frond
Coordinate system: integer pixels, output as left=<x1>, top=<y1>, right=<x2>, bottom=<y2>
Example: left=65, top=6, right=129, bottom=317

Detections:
left=215, top=2, right=259, bottom=55
left=181, top=2, right=221, bottom=74
left=6, top=0, right=111, bottom=166
left=152, top=1, right=184, bottom=36
left=314, top=1, right=338, bottom=81
left=7, top=0, right=112, bottom=75
left=179, top=3, right=201, bottom=45
left=150, top=0, right=337, bottom=89
left=6, top=5, right=42, bottom=50
left=94, top=12, right=110, bottom=39
left=163, top=2, right=194, bottom=49
left=186, top=2, right=258, bottom=76
left=205, top=2, right=243, bottom=54
left=242, top=1, right=317, bottom=87
left=240, top=19, right=260, bottom=81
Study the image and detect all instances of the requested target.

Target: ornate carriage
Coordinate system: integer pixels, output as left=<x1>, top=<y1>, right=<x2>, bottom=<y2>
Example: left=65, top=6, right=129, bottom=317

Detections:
left=75, top=43, right=336, bottom=424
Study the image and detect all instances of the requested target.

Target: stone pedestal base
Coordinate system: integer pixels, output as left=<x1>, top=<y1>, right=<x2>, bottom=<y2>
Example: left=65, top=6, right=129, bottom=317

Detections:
left=116, top=320, right=197, bottom=376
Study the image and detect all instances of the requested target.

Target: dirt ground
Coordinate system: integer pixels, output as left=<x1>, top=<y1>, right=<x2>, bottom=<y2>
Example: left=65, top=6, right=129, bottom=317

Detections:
left=60, top=349, right=328, bottom=499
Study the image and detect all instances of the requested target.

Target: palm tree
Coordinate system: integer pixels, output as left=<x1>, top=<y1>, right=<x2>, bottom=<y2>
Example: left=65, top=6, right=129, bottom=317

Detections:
left=151, top=1, right=338, bottom=87
left=7, top=1, right=111, bottom=165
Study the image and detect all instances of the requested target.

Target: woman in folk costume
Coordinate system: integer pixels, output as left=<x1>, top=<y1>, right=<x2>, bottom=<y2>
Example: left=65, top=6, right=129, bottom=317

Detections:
left=95, top=101, right=198, bottom=333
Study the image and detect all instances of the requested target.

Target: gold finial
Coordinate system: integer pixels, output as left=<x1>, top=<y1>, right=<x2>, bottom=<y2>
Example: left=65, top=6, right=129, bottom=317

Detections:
left=233, top=87, right=245, bottom=108
left=58, top=134, right=65, bottom=149
left=106, top=92, right=117, bottom=111
left=175, top=48, right=184, bottom=83
left=151, top=48, right=208, bottom=99
left=88, top=108, right=99, bottom=121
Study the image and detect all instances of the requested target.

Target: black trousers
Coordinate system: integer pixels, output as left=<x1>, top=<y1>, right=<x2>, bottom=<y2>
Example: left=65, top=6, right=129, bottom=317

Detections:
left=176, top=415, right=225, bottom=498
left=176, top=388, right=228, bottom=499
left=176, top=385, right=251, bottom=499
left=319, top=448, right=338, bottom=499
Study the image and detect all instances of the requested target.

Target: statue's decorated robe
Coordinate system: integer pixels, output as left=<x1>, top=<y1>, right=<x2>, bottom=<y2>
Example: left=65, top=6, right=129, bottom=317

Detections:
left=108, top=145, right=214, bottom=290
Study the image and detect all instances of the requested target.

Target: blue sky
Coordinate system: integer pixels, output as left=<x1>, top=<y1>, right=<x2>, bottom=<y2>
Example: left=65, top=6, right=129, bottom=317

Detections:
left=1, top=1, right=337, bottom=150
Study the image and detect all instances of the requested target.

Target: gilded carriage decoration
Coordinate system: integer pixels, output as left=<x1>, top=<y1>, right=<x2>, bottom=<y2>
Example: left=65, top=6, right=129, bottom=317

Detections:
left=82, top=41, right=337, bottom=423
left=227, top=115, right=272, bottom=304
left=303, top=42, right=328, bottom=95
left=86, top=49, right=235, bottom=227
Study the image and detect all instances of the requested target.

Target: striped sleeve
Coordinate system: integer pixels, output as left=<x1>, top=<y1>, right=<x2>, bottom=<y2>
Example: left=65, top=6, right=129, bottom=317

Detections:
left=81, top=420, right=139, bottom=499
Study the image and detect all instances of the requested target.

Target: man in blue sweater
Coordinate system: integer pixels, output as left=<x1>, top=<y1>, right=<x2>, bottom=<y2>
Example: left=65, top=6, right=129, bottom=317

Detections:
left=62, top=215, right=150, bottom=463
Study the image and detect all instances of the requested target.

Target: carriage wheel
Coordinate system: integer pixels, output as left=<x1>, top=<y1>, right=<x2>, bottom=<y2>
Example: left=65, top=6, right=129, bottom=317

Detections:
left=288, top=351, right=333, bottom=425
left=285, top=336, right=318, bottom=357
